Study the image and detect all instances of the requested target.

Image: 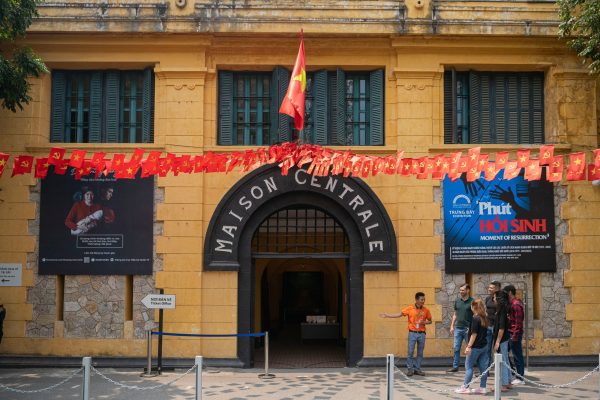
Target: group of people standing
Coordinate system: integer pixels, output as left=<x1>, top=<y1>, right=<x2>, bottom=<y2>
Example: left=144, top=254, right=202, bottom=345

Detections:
left=381, top=280, right=525, bottom=395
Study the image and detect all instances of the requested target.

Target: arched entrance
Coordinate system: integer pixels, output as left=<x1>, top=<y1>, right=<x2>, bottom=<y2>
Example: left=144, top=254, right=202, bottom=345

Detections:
left=204, top=165, right=397, bottom=367
left=252, top=207, right=349, bottom=368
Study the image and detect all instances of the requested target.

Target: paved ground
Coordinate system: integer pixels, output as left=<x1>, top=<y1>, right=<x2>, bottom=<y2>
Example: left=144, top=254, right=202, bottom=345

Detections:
left=0, top=365, right=598, bottom=399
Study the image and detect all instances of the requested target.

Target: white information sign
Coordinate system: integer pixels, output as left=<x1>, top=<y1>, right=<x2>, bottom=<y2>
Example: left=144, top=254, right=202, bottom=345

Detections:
left=0, top=263, right=22, bottom=286
left=141, top=294, right=176, bottom=309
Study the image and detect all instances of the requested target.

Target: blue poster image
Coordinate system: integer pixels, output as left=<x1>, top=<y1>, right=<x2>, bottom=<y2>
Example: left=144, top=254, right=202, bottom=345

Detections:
left=443, top=171, right=556, bottom=273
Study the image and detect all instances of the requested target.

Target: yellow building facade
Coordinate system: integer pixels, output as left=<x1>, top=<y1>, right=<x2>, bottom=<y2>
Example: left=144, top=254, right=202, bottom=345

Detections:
left=0, top=0, right=598, bottom=366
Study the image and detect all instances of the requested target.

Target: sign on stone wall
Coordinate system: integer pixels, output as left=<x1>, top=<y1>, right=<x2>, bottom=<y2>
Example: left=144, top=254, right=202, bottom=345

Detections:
left=38, top=167, right=153, bottom=275
left=0, top=263, right=22, bottom=286
left=443, top=171, right=556, bottom=273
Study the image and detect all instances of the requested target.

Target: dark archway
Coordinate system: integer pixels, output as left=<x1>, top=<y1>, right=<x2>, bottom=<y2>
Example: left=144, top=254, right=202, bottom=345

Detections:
left=204, top=165, right=397, bottom=367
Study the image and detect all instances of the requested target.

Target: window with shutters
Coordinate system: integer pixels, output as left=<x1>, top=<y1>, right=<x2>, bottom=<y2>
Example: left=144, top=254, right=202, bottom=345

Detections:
left=51, top=69, right=154, bottom=143
left=218, top=68, right=384, bottom=146
left=444, top=71, right=544, bottom=144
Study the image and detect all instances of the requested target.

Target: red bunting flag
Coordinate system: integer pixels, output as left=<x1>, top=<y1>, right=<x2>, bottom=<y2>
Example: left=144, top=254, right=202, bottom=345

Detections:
left=477, top=154, right=489, bottom=172
left=539, top=144, right=554, bottom=165
left=517, top=149, right=530, bottom=168
left=495, top=152, right=509, bottom=170
left=503, top=161, right=520, bottom=180
left=484, top=162, right=499, bottom=181
left=48, top=147, right=66, bottom=165
left=524, top=160, right=542, bottom=181
left=54, top=159, right=70, bottom=175
left=594, top=149, right=600, bottom=168
left=568, top=152, right=586, bottom=173
left=12, top=155, right=34, bottom=176
left=279, top=32, right=306, bottom=131
left=0, top=153, right=9, bottom=177
left=34, top=157, right=50, bottom=179
left=588, top=163, right=600, bottom=181
left=111, top=154, right=126, bottom=174
left=68, top=149, right=86, bottom=168
left=547, top=167, right=562, bottom=182
left=550, top=155, right=564, bottom=174
left=458, top=156, right=469, bottom=173
left=467, top=147, right=480, bottom=170
left=566, top=168, right=586, bottom=181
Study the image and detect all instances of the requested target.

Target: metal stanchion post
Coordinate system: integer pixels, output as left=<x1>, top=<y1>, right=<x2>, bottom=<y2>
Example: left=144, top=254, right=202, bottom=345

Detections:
left=259, top=332, right=275, bottom=379
left=386, top=354, right=394, bottom=400
left=195, top=356, right=203, bottom=400
left=524, top=286, right=529, bottom=372
left=141, top=329, right=157, bottom=377
left=494, top=352, right=502, bottom=400
left=82, top=357, right=91, bottom=400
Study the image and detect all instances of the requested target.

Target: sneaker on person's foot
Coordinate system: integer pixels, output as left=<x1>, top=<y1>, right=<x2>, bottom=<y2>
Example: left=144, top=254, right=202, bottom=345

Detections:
left=406, top=369, right=414, bottom=377
left=413, top=369, right=426, bottom=376
left=471, top=387, right=487, bottom=395
left=446, top=367, right=459, bottom=373
left=455, top=386, right=470, bottom=394
left=511, top=378, right=524, bottom=385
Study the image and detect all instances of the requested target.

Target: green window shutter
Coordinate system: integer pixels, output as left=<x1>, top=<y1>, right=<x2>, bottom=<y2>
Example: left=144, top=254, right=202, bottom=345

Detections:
left=89, top=72, right=103, bottom=143
left=218, top=71, right=234, bottom=145
left=50, top=71, right=67, bottom=142
left=517, top=74, right=531, bottom=143
left=505, top=74, right=520, bottom=144
left=492, top=74, right=506, bottom=144
left=443, top=71, right=454, bottom=144
left=369, top=69, right=384, bottom=145
left=468, top=72, right=481, bottom=144
left=142, top=67, right=155, bottom=143
left=313, top=70, right=328, bottom=145
left=271, top=66, right=291, bottom=143
left=105, top=71, right=120, bottom=143
left=331, top=68, right=346, bottom=145
left=531, top=73, right=544, bottom=143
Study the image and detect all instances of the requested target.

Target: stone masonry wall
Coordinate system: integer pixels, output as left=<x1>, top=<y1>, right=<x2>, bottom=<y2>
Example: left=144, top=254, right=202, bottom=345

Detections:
left=26, top=182, right=56, bottom=338
left=64, top=276, right=125, bottom=338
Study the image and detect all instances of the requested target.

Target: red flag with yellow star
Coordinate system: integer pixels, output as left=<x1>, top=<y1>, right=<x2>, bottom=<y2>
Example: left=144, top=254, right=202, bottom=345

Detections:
left=0, top=152, right=9, bottom=177
left=279, top=33, right=306, bottom=131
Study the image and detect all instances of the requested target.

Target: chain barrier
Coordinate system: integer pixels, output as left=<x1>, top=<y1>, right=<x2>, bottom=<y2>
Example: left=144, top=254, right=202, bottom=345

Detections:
left=0, top=367, right=83, bottom=394
left=91, top=364, right=197, bottom=391
left=501, top=360, right=600, bottom=389
left=393, top=361, right=496, bottom=393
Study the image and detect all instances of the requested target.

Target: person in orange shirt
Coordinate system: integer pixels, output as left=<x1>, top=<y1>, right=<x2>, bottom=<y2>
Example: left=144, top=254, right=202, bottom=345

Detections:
left=380, top=292, right=433, bottom=376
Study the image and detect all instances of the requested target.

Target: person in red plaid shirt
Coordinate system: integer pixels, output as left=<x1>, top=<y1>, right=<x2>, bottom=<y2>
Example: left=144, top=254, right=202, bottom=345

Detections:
left=504, top=285, right=525, bottom=385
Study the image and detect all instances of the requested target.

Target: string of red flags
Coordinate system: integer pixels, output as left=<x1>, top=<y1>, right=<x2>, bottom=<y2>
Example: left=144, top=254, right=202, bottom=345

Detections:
left=0, top=144, right=599, bottom=183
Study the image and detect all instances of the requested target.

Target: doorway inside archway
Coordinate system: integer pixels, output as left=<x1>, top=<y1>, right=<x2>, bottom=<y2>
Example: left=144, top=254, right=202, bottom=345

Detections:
left=252, top=207, right=349, bottom=368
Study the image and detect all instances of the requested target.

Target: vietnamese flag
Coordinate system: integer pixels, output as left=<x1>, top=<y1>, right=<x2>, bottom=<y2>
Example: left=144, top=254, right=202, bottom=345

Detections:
left=279, top=33, right=306, bottom=131
left=0, top=153, right=9, bottom=177
left=34, top=157, right=50, bottom=179
left=524, top=160, right=542, bottom=181
left=594, top=149, right=600, bottom=168
left=568, top=152, right=586, bottom=173
left=517, top=149, right=530, bottom=168
left=588, top=163, right=600, bottom=181
left=69, top=149, right=87, bottom=168
left=484, top=162, right=499, bottom=181
left=12, top=155, right=33, bottom=176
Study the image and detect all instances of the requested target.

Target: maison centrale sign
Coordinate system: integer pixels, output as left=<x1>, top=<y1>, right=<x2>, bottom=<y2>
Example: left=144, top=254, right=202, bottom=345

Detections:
left=204, top=165, right=397, bottom=271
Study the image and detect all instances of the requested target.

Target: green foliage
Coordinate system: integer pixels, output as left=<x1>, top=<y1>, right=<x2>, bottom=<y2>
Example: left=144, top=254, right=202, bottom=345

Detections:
left=558, top=0, right=600, bottom=75
left=0, top=0, right=48, bottom=112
